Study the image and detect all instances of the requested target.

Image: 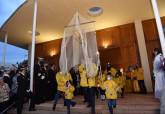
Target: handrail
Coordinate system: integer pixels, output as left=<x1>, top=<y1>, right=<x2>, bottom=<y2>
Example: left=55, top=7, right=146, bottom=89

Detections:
left=0, top=102, right=15, bottom=114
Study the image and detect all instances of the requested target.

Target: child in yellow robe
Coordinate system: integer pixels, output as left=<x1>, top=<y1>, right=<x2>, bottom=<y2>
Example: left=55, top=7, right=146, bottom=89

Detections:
left=101, top=73, right=119, bottom=114
left=97, top=73, right=106, bottom=100
left=52, top=72, right=72, bottom=110
left=119, top=73, right=126, bottom=97
left=131, top=69, right=140, bottom=93
left=79, top=64, right=88, bottom=102
left=114, top=70, right=125, bottom=98
left=64, top=80, right=76, bottom=114
left=136, top=67, right=147, bottom=94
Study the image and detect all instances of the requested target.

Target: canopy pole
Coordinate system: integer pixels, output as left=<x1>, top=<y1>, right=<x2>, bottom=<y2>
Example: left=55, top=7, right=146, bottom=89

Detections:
left=30, top=0, right=38, bottom=92
left=64, top=21, right=96, bottom=28
left=2, top=32, right=8, bottom=66
left=151, top=0, right=165, bottom=57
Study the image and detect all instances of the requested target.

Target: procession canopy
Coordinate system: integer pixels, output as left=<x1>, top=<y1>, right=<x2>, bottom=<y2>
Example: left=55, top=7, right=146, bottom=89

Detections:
left=59, top=12, right=100, bottom=77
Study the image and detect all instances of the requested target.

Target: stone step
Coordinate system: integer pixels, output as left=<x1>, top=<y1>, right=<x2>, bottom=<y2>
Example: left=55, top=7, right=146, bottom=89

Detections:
left=35, top=104, right=159, bottom=111
left=7, top=94, right=160, bottom=114
left=7, top=109, right=160, bottom=114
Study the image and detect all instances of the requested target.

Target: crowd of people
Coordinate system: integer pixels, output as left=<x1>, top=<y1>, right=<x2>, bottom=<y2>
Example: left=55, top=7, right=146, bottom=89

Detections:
left=0, top=61, right=30, bottom=114
left=1, top=48, right=165, bottom=114
left=0, top=60, right=58, bottom=114
left=0, top=58, right=147, bottom=114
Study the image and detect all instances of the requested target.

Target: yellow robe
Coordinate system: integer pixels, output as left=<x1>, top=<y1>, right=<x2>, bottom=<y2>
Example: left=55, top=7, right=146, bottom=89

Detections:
left=56, top=72, right=72, bottom=92
left=125, top=72, right=133, bottom=92
left=118, top=75, right=126, bottom=88
left=101, top=80, right=118, bottom=99
left=136, top=68, right=144, bottom=80
left=65, top=85, right=75, bottom=99
left=88, top=77, right=96, bottom=87
left=104, top=67, right=117, bottom=77
left=131, top=70, right=140, bottom=92
left=110, top=67, right=117, bottom=77
left=80, top=70, right=88, bottom=87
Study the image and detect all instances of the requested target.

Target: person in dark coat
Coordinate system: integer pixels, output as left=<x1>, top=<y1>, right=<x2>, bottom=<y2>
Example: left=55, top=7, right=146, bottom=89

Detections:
left=33, top=60, right=42, bottom=104
left=16, top=68, right=27, bottom=114
left=39, top=64, right=48, bottom=102
left=47, top=64, right=56, bottom=100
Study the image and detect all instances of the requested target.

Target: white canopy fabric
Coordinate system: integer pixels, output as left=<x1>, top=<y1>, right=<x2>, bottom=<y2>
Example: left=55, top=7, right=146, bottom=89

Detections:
left=59, top=12, right=99, bottom=77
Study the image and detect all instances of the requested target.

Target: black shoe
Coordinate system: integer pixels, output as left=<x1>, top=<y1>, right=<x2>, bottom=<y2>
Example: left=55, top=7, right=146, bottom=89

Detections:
left=52, top=104, right=56, bottom=111
left=87, top=104, right=91, bottom=108
left=29, top=108, right=36, bottom=111
left=72, top=102, right=76, bottom=107
left=83, top=100, right=87, bottom=103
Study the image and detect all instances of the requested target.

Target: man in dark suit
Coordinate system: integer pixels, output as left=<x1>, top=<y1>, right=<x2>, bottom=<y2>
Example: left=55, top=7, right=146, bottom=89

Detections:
left=33, top=60, right=42, bottom=104
left=16, top=68, right=27, bottom=114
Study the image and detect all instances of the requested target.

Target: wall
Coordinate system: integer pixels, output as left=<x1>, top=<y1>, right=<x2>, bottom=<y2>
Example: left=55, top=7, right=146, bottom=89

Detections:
left=35, top=39, right=62, bottom=65
left=35, top=23, right=140, bottom=71
left=142, top=17, right=165, bottom=74
left=96, top=23, right=139, bottom=70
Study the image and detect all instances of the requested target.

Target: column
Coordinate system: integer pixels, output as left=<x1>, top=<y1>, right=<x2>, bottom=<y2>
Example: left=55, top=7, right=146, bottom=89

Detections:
left=2, top=32, right=8, bottom=66
left=30, top=0, right=38, bottom=92
left=134, top=20, right=153, bottom=92
left=28, top=44, right=32, bottom=67
left=151, top=0, right=165, bottom=57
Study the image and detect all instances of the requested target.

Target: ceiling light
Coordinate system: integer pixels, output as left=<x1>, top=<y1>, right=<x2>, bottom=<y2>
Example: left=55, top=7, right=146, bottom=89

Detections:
left=88, top=7, right=103, bottom=16
left=28, top=30, right=40, bottom=36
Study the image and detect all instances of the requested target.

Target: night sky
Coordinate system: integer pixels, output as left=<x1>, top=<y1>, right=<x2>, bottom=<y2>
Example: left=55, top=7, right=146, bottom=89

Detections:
left=0, top=0, right=28, bottom=65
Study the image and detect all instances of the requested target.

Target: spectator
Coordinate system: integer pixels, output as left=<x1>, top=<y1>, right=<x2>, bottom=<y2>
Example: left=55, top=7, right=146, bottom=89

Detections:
left=3, top=71, right=11, bottom=88
left=11, top=71, right=18, bottom=101
left=16, top=68, right=27, bottom=114
left=0, top=77, right=10, bottom=112
left=0, top=70, right=3, bottom=77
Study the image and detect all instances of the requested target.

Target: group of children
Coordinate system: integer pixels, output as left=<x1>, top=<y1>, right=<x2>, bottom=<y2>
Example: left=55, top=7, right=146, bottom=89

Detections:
left=125, top=65, right=146, bottom=94
left=52, top=63, right=145, bottom=114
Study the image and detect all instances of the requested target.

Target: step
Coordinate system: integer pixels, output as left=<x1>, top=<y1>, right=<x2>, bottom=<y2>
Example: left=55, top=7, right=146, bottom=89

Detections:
left=7, top=109, right=160, bottom=114
left=35, top=103, right=159, bottom=111
left=7, top=94, right=160, bottom=114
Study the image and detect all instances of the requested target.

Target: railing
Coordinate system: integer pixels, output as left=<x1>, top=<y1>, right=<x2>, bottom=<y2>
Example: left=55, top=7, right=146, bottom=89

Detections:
left=0, top=102, right=15, bottom=114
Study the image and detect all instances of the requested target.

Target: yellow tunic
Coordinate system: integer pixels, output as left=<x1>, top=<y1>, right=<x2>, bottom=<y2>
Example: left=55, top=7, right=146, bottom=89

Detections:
left=136, top=68, right=144, bottom=80
left=125, top=72, right=133, bottom=92
left=79, top=64, right=85, bottom=73
left=97, top=74, right=106, bottom=86
left=104, top=67, right=117, bottom=77
left=88, top=77, right=96, bottom=87
left=56, top=72, right=72, bottom=92
left=101, top=80, right=118, bottom=99
left=118, top=75, right=126, bottom=88
left=65, top=85, right=75, bottom=99
left=80, top=70, right=88, bottom=87
left=113, top=77, right=122, bottom=93
left=110, top=67, right=117, bottom=77
left=131, top=70, right=140, bottom=92
left=65, top=73, right=73, bottom=82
